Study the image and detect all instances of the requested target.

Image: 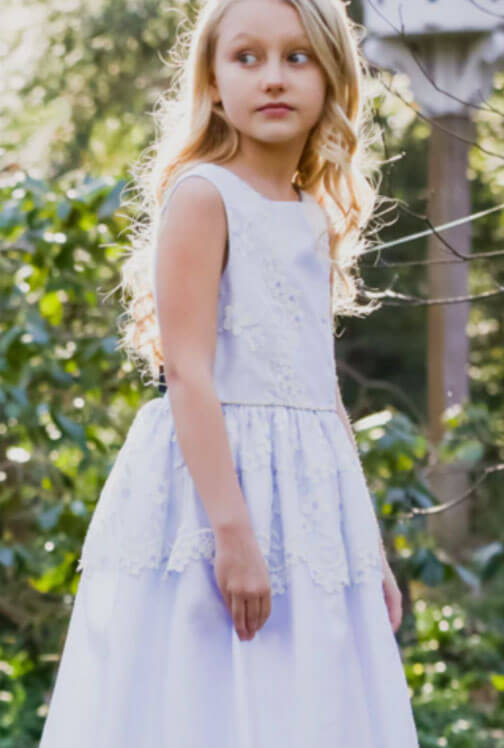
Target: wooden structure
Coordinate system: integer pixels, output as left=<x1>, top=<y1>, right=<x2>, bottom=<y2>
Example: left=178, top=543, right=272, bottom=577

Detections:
left=362, top=0, right=504, bottom=550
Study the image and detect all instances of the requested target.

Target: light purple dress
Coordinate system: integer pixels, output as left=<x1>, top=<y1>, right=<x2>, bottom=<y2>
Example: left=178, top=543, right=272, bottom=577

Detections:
left=39, top=162, right=420, bottom=747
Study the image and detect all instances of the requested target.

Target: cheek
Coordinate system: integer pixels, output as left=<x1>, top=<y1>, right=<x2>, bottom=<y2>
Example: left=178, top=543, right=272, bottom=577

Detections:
left=304, top=75, right=327, bottom=114
left=220, top=72, right=253, bottom=113
left=308, top=71, right=327, bottom=101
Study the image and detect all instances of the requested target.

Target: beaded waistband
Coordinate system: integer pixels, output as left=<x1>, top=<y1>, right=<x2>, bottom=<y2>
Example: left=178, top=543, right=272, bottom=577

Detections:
left=160, top=393, right=338, bottom=413
left=219, top=399, right=338, bottom=412
left=157, top=367, right=338, bottom=413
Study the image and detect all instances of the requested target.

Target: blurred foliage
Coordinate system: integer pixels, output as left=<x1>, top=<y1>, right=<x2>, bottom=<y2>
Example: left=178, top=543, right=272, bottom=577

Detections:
left=0, top=0, right=504, bottom=746
left=0, top=0, right=199, bottom=177
left=0, top=173, right=154, bottom=745
left=405, top=586, right=504, bottom=746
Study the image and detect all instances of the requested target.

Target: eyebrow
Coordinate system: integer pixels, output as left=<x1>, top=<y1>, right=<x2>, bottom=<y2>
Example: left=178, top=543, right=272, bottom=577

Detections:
left=229, top=32, right=311, bottom=45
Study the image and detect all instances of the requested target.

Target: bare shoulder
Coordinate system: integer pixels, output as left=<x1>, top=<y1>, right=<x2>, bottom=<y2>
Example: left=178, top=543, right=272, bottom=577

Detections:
left=159, top=174, right=225, bottom=233
left=156, top=174, right=227, bottom=271
left=154, top=175, right=229, bottom=377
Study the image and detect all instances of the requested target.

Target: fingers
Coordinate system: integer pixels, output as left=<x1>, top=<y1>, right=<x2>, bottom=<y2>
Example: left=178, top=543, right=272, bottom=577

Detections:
left=383, top=581, right=402, bottom=632
left=230, top=591, right=272, bottom=640
left=231, top=594, right=248, bottom=640
left=393, top=598, right=403, bottom=632
left=258, top=591, right=271, bottom=630
left=245, top=596, right=260, bottom=636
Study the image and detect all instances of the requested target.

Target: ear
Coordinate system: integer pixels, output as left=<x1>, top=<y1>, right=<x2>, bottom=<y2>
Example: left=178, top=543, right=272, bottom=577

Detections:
left=209, top=72, right=221, bottom=104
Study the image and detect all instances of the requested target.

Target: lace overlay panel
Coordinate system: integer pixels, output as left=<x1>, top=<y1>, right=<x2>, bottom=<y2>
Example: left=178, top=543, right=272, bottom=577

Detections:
left=77, top=399, right=384, bottom=597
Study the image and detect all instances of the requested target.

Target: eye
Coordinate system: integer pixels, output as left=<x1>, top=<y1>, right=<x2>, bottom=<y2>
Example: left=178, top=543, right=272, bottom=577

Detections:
left=289, top=51, right=311, bottom=64
left=235, top=49, right=312, bottom=66
left=236, top=51, right=257, bottom=65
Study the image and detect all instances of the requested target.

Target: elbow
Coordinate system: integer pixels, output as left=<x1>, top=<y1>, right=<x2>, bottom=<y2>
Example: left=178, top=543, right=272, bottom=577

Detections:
left=164, top=356, right=214, bottom=393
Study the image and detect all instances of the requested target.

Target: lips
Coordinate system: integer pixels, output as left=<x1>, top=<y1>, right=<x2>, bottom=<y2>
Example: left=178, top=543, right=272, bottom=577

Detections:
left=258, top=104, right=293, bottom=111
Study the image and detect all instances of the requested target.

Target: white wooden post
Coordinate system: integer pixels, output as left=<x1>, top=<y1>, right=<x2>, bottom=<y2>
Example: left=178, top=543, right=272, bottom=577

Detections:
left=362, top=1, right=504, bottom=550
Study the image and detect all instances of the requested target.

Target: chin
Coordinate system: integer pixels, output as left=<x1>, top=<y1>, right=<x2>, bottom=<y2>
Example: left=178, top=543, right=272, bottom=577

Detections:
left=250, top=126, right=302, bottom=142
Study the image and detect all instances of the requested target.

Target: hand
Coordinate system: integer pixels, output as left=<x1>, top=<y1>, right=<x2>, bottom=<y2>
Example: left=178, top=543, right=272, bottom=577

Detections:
left=381, top=554, right=403, bottom=633
left=214, top=521, right=272, bottom=641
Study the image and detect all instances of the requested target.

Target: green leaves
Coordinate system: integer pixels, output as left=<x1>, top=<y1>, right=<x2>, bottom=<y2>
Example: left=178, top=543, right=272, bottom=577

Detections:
left=51, top=413, right=87, bottom=451
left=39, top=291, right=64, bottom=326
left=410, top=547, right=447, bottom=586
left=472, top=542, right=504, bottom=581
left=0, top=172, right=153, bottom=743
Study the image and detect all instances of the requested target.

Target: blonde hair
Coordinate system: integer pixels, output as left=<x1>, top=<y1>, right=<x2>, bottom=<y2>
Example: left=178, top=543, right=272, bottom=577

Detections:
left=118, top=0, right=394, bottom=385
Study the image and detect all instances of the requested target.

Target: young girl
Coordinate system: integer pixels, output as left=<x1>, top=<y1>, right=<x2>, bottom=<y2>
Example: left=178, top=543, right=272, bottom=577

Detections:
left=40, top=0, right=419, bottom=745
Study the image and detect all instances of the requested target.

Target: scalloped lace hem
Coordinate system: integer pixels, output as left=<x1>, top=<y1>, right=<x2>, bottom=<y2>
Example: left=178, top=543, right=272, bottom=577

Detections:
left=77, top=528, right=384, bottom=597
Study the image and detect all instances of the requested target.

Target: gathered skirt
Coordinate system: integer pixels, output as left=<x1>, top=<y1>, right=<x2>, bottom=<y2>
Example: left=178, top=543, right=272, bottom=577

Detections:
left=39, top=394, right=419, bottom=747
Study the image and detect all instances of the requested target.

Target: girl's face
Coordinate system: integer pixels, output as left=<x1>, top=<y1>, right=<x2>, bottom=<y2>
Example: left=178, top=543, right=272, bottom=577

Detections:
left=211, top=0, right=327, bottom=149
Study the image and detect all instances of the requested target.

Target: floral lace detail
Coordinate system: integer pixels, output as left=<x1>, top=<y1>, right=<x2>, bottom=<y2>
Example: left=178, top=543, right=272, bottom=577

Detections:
left=226, top=202, right=258, bottom=258
left=78, top=524, right=383, bottom=597
left=265, top=228, right=307, bottom=403
left=77, top=401, right=385, bottom=597
left=218, top=304, right=266, bottom=353
left=270, top=356, right=306, bottom=402
left=205, top=177, right=337, bottom=410
left=218, top=402, right=350, bottom=481
left=261, top=251, right=304, bottom=331
left=169, top=526, right=384, bottom=596
left=251, top=213, right=311, bottom=403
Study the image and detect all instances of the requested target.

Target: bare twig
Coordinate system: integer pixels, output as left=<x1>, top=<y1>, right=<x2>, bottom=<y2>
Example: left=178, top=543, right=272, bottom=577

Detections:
left=363, top=202, right=504, bottom=255
left=364, top=284, right=504, bottom=306
left=381, top=462, right=504, bottom=521
left=466, top=0, right=504, bottom=21
left=363, top=248, right=504, bottom=268
left=366, top=0, right=504, bottom=118
left=336, top=357, right=424, bottom=422
left=375, top=71, right=504, bottom=162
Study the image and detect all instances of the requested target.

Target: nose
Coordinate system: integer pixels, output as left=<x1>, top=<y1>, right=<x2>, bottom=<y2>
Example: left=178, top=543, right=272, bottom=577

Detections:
left=261, top=55, right=286, bottom=88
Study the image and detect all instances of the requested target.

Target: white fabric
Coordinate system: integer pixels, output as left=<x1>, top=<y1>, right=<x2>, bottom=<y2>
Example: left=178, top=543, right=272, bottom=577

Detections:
left=39, top=162, right=419, bottom=746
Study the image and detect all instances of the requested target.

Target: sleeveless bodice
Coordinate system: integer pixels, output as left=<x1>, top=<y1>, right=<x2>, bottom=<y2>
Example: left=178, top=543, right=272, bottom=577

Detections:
left=155, top=162, right=338, bottom=411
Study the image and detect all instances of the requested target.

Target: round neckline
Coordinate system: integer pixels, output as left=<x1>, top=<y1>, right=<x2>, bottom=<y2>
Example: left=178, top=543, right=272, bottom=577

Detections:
left=205, top=162, right=307, bottom=205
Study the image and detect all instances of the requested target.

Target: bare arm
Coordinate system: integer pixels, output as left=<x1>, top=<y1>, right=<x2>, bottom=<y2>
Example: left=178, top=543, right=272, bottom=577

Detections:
left=154, top=176, right=252, bottom=535
left=154, top=176, right=271, bottom=639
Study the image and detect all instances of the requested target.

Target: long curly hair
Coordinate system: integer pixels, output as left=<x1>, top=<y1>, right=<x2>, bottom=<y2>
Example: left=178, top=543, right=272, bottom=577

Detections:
left=118, top=0, right=394, bottom=387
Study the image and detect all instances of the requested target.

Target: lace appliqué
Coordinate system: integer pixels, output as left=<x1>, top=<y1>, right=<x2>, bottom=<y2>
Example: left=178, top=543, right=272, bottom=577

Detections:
left=78, top=524, right=383, bottom=597
left=218, top=304, right=266, bottom=353
left=160, top=527, right=383, bottom=597
left=215, top=200, right=320, bottom=407
left=77, top=403, right=385, bottom=597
